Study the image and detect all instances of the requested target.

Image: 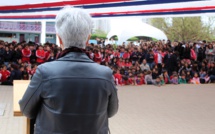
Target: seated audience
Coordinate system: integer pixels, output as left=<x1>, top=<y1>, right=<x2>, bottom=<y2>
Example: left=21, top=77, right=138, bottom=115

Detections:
left=171, top=74, right=179, bottom=85
left=179, top=74, right=187, bottom=84
left=145, top=71, right=153, bottom=85
left=191, top=72, right=200, bottom=84
left=0, top=39, right=214, bottom=86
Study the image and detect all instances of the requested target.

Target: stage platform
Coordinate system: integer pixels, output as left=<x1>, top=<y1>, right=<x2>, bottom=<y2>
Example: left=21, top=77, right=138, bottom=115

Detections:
left=0, top=84, right=215, bottom=134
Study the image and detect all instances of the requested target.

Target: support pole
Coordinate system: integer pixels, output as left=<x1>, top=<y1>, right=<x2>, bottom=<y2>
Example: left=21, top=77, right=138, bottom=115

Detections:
left=40, top=20, right=46, bottom=45
left=56, top=34, right=60, bottom=46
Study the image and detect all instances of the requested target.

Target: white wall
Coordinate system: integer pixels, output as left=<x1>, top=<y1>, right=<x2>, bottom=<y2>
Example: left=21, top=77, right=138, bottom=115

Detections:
left=0, top=37, right=19, bottom=43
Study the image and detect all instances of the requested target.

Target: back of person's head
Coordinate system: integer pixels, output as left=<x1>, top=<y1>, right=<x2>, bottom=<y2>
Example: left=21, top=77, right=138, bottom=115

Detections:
left=156, top=76, right=161, bottom=80
left=203, top=40, right=206, bottom=44
left=173, top=74, right=178, bottom=78
left=0, top=40, right=4, bottom=44
left=181, top=74, right=185, bottom=77
left=147, top=70, right=152, bottom=75
left=55, top=6, right=93, bottom=49
left=11, top=63, right=19, bottom=70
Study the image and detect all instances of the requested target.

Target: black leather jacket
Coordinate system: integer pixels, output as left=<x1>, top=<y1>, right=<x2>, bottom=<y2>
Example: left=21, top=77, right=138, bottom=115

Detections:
left=19, top=52, right=119, bottom=134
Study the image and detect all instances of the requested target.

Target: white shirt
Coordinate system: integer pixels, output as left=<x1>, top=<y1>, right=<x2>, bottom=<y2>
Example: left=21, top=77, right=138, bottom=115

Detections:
left=158, top=53, right=162, bottom=64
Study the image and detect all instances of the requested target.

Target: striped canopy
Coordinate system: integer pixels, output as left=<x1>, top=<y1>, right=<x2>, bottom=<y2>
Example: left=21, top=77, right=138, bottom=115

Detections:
left=0, top=0, right=215, bottom=20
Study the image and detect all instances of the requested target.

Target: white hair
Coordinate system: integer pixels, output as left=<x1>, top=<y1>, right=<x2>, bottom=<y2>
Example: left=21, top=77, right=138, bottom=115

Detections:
left=55, top=7, right=93, bottom=49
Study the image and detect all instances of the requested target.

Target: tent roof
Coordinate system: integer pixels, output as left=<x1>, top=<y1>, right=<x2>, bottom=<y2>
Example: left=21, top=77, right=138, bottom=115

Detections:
left=107, top=18, right=168, bottom=45
left=0, top=0, right=215, bottom=20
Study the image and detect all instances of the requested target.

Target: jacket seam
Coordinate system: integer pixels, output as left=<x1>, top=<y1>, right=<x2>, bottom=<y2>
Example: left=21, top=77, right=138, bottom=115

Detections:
left=41, top=77, right=113, bottom=84
left=43, top=104, right=107, bottom=115
left=22, top=68, right=43, bottom=114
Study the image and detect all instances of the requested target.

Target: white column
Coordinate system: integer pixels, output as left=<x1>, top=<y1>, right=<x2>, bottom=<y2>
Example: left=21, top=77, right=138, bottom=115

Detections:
left=56, top=34, right=60, bottom=46
left=40, top=20, right=46, bottom=44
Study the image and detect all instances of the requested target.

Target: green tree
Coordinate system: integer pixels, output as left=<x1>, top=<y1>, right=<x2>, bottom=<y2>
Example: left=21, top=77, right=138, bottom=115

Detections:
left=150, top=17, right=215, bottom=41
left=91, top=29, right=107, bottom=39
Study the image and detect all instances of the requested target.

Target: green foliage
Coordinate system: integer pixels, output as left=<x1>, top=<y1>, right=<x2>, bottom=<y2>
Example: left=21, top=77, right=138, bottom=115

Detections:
left=91, top=29, right=107, bottom=40
left=114, top=36, right=118, bottom=40
left=109, top=35, right=118, bottom=40
left=127, top=37, right=139, bottom=41
left=152, top=38, right=158, bottom=41
left=113, top=44, right=117, bottom=50
left=150, top=17, right=215, bottom=41
left=90, top=34, right=107, bottom=40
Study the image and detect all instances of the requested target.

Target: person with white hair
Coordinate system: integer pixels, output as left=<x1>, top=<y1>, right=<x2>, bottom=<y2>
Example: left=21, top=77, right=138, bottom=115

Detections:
left=19, top=7, right=118, bottom=134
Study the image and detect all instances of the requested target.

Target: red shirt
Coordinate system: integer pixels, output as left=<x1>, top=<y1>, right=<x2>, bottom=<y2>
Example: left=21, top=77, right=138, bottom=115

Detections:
left=22, top=48, right=31, bottom=63
left=30, top=69, right=36, bottom=75
left=164, top=76, right=169, bottom=84
left=94, top=52, right=102, bottom=63
left=136, top=78, right=144, bottom=85
left=114, top=73, right=122, bottom=85
left=190, top=49, right=196, bottom=60
left=128, top=78, right=134, bottom=85
left=104, top=56, right=110, bottom=63
left=154, top=52, right=164, bottom=64
left=125, top=62, right=132, bottom=68
left=36, top=50, right=46, bottom=63
left=141, top=76, right=145, bottom=84
left=123, top=52, right=130, bottom=59
left=26, top=68, right=31, bottom=75
left=0, top=70, right=10, bottom=82
left=114, top=52, right=120, bottom=58
left=105, top=50, right=109, bottom=53
left=45, top=51, right=51, bottom=61
left=117, top=61, right=125, bottom=68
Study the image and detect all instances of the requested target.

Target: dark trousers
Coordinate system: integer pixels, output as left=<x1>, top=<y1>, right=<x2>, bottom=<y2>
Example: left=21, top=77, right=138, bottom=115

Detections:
left=210, top=75, right=215, bottom=82
left=157, top=63, right=162, bottom=75
left=30, top=119, right=36, bottom=134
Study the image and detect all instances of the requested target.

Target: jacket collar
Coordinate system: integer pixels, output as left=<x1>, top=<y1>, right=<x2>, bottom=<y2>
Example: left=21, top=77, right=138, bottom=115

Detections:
left=57, top=52, right=94, bottom=63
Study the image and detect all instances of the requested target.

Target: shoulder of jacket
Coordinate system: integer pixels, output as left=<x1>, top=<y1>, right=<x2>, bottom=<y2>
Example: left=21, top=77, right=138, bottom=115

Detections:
left=97, top=64, right=112, bottom=73
left=94, top=64, right=113, bottom=79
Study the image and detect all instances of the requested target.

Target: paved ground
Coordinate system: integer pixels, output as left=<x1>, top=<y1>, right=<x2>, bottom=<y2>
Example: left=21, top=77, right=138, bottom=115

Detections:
left=0, top=84, right=215, bottom=134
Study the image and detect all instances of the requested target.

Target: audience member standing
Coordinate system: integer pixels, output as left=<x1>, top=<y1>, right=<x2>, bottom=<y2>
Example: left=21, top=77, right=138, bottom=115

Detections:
left=22, top=44, right=31, bottom=63
left=197, top=43, right=206, bottom=62
left=0, top=41, right=5, bottom=65
left=4, top=46, right=12, bottom=67
left=36, top=45, right=45, bottom=64
left=205, top=44, right=215, bottom=64
left=0, top=65, right=11, bottom=84
left=146, top=50, right=155, bottom=69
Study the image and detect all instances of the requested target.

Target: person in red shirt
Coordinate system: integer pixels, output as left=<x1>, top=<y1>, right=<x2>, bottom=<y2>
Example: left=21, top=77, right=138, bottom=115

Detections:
left=22, top=44, right=31, bottom=63
left=93, top=49, right=102, bottom=64
left=88, top=48, right=94, bottom=60
left=36, top=45, right=46, bottom=64
left=104, top=53, right=110, bottom=63
left=26, top=65, right=31, bottom=75
left=154, top=49, right=164, bottom=75
left=30, top=64, right=38, bottom=79
left=123, top=49, right=130, bottom=59
left=114, top=70, right=122, bottom=85
left=117, top=58, right=125, bottom=68
left=140, top=72, right=145, bottom=85
left=105, top=49, right=109, bottom=54
left=45, top=46, right=51, bottom=61
left=128, top=73, right=135, bottom=85
left=121, top=59, right=126, bottom=68
left=163, top=70, right=170, bottom=84
left=114, top=49, right=120, bottom=58
left=128, top=49, right=133, bottom=55
left=136, top=75, right=144, bottom=85
left=0, top=65, right=10, bottom=83
left=125, top=59, right=132, bottom=68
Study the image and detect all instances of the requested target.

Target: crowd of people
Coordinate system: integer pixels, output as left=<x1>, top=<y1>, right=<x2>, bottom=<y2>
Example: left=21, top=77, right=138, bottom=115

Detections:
left=0, top=39, right=215, bottom=86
